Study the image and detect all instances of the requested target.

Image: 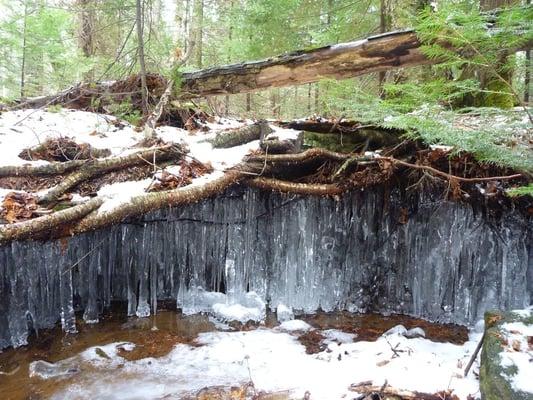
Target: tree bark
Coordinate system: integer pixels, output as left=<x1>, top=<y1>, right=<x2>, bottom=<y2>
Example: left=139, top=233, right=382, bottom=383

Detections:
left=193, top=0, right=204, bottom=68
left=136, top=0, right=149, bottom=114
left=209, top=122, right=272, bottom=149
left=179, top=30, right=431, bottom=98
left=0, top=197, right=103, bottom=244
left=248, top=177, right=343, bottom=196
left=77, top=0, right=95, bottom=81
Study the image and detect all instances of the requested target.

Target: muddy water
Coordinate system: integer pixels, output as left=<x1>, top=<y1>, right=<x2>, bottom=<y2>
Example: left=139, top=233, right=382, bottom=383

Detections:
left=0, top=311, right=468, bottom=400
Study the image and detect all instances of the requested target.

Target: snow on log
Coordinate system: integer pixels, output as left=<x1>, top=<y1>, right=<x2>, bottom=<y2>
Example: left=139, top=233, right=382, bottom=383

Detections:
left=209, top=121, right=272, bottom=148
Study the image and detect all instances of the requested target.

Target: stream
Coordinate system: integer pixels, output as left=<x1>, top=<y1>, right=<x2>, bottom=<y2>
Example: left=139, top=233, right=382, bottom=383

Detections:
left=0, top=309, right=479, bottom=400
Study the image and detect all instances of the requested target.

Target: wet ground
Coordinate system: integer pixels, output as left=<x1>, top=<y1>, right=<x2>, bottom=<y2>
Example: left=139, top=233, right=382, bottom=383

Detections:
left=0, top=310, right=469, bottom=400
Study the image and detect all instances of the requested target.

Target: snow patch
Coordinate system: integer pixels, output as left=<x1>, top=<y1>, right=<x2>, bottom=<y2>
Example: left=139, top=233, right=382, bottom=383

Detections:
left=42, top=328, right=481, bottom=400
left=499, top=320, right=533, bottom=394
left=278, top=320, right=313, bottom=332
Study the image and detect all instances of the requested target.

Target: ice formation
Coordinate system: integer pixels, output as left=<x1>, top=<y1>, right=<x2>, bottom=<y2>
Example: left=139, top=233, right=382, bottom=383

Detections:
left=0, top=185, right=531, bottom=349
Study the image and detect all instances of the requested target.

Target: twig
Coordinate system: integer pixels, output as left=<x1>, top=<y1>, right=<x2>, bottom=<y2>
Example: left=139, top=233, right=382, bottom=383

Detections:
left=378, top=156, right=522, bottom=183
left=464, top=332, right=485, bottom=377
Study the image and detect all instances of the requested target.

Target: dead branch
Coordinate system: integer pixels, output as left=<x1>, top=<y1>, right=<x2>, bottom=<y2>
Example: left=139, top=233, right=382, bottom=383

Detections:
left=38, top=145, right=185, bottom=204
left=350, top=382, right=458, bottom=400
left=70, top=169, right=244, bottom=235
left=380, top=156, right=523, bottom=183
left=0, top=159, right=90, bottom=177
left=247, top=177, right=344, bottom=196
left=0, top=197, right=103, bottom=244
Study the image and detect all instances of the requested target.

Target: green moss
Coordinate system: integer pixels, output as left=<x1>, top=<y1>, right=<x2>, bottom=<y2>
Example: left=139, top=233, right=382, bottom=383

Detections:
left=507, top=184, right=533, bottom=198
left=483, top=79, right=514, bottom=109
left=480, top=310, right=533, bottom=400
left=304, top=132, right=359, bottom=153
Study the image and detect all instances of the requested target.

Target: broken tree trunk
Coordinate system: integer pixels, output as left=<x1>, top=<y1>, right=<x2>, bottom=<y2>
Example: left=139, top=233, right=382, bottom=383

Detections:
left=179, top=30, right=430, bottom=98
left=14, top=25, right=532, bottom=110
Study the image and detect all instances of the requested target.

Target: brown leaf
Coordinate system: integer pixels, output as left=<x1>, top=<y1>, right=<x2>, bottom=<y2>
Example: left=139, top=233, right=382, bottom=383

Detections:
left=1, top=192, right=39, bottom=223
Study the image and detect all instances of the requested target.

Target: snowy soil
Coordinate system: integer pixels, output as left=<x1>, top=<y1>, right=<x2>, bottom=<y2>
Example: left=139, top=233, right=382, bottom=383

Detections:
left=0, top=109, right=294, bottom=214
left=29, top=319, right=483, bottom=400
left=499, top=307, right=533, bottom=394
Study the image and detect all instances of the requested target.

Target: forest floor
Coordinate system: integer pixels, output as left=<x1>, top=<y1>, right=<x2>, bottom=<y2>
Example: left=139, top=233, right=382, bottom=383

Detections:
left=0, top=103, right=531, bottom=244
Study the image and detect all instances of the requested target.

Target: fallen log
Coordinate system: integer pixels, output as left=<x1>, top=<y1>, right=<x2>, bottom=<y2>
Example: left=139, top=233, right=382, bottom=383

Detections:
left=0, top=197, right=103, bottom=244
left=180, top=30, right=430, bottom=97
left=260, top=130, right=304, bottom=154
left=209, top=121, right=272, bottom=148
left=14, top=23, right=532, bottom=111
left=70, top=169, right=245, bottom=235
left=280, top=119, right=401, bottom=150
left=38, top=145, right=186, bottom=204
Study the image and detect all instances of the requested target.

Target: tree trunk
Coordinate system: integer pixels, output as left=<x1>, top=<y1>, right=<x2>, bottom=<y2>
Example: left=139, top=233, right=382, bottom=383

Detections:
left=526, top=0, right=531, bottom=104
left=478, top=0, right=518, bottom=108
left=77, top=0, right=95, bottom=81
left=136, top=0, right=149, bottom=114
left=378, top=0, right=389, bottom=97
left=193, top=0, right=204, bottom=68
left=20, top=0, right=29, bottom=98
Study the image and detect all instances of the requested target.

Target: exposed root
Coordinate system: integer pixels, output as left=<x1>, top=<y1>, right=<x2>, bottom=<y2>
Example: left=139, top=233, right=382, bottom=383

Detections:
left=0, top=159, right=90, bottom=178
left=381, top=156, right=523, bottom=183
left=245, top=148, right=361, bottom=164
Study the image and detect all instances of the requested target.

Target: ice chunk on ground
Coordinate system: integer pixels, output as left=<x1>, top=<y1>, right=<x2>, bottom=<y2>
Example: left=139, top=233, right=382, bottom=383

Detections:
left=322, top=329, right=356, bottom=344
left=179, top=289, right=265, bottom=323
left=383, top=325, right=407, bottom=336
left=29, top=360, right=81, bottom=380
left=212, top=303, right=263, bottom=323
left=276, top=304, right=294, bottom=322
left=404, top=327, right=426, bottom=339
left=278, top=320, right=313, bottom=332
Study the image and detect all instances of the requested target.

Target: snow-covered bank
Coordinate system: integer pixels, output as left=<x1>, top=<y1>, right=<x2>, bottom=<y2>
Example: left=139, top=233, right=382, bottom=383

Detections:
left=0, top=109, right=287, bottom=213
left=30, top=321, right=482, bottom=400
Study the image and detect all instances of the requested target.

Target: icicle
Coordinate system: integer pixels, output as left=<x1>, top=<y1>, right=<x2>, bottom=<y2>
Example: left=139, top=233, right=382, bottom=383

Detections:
left=59, top=267, right=77, bottom=334
left=0, top=187, right=531, bottom=349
